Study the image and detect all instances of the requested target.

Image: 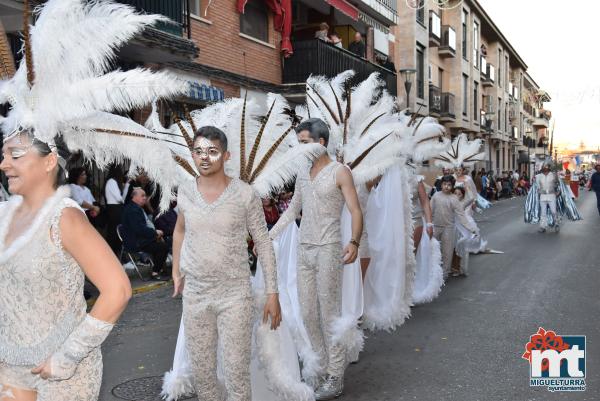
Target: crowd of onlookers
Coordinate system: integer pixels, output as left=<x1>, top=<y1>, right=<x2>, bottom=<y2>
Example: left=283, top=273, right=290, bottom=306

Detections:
left=314, top=22, right=396, bottom=72
left=473, top=168, right=531, bottom=200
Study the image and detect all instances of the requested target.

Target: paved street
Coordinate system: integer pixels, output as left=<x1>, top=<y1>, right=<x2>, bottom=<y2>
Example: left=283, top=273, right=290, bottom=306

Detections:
left=99, top=191, right=599, bottom=401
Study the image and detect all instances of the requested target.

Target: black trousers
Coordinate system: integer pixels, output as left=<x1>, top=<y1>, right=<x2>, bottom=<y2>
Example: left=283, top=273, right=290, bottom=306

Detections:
left=596, top=190, right=600, bottom=216
left=106, top=204, right=124, bottom=256
left=139, top=240, right=169, bottom=274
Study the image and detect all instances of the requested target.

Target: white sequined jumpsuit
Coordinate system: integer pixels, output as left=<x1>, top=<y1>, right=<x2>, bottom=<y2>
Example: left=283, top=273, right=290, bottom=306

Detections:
left=430, top=192, right=477, bottom=277
left=177, top=178, right=277, bottom=401
left=0, top=187, right=102, bottom=401
left=271, top=161, right=346, bottom=378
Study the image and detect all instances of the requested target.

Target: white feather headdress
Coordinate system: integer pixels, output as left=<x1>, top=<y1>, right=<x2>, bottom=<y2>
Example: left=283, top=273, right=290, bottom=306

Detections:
left=298, top=70, right=449, bottom=185
left=147, top=94, right=323, bottom=198
left=433, top=133, right=485, bottom=169
left=0, top=0, right=190, bottom=210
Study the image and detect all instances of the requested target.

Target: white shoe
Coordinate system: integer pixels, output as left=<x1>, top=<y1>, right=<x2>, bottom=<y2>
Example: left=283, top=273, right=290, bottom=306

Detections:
left=315, top=375, right=343, bottom=400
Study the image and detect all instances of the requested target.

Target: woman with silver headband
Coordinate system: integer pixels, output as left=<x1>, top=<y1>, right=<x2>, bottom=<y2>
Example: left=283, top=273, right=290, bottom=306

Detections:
left=0, top=130, right=131, bottom=401
left=0, top=0, right=190, bottom=399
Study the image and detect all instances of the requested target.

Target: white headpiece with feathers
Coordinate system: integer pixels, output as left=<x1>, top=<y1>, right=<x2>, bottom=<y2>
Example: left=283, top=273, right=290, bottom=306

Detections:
left=433, top=133, right=485, bottom=169
left=146, top=94, right=324, bottom=198
left=297, top=70, right=449, bottom=185
left=0, top=0, right=190, bottom=211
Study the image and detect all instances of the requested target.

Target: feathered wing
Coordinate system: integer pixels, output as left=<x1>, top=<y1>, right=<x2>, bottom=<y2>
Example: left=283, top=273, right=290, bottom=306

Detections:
left=433, top=133, right=485, bottom=169
left=30, top=0, right=167, bottom=82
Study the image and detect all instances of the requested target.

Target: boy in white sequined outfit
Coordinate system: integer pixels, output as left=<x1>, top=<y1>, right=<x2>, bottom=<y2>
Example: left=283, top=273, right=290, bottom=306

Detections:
left=172, top=127, right=281, bottom=401
left=270, top=118, right=363, bottom=400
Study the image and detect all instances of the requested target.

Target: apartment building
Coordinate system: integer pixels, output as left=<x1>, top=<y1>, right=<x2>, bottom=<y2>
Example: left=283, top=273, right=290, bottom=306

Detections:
left=396, top=0, right=551, bottom=175
left=184, top=0, right=399, bottom=101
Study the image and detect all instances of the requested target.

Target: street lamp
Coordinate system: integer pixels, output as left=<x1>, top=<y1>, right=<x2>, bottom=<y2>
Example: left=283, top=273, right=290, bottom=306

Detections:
left=399, top=68, right=416, bottom=111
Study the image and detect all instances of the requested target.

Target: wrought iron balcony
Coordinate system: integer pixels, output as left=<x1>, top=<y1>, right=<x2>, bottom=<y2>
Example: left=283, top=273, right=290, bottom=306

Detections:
left=429, top=84, right=442, bottom=115
left=117, top=0, right=187, bottom=36
left=439, top=25, right=456, bottom=58
left=440, top=92, right=455, bottom=120
left=282, top=39, right=397, bottom=96
left=115, top=0, right=198, bottom=63
left=482, top=63, right=495, bottom=87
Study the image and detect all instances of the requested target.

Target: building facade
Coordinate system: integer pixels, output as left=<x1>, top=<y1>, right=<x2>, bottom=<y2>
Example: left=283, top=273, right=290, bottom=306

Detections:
left=396, top=0, right=551, bottom=176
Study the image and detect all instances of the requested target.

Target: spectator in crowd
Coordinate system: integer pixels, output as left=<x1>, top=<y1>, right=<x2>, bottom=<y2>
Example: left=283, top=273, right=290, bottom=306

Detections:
left=376, top=54, right=396, bottom=72
left=349, top=31, right=366, bottom=58
left=474, top=170, right=483, bottom=194
left=155, top=200, right=178, bottom=251
left=262, top=197, right=280, bottom=230
left=277, top=191, right=293, bottom=214
left=126, top=170, right=161, bottom=215
left=480, top=172, right=489, bottom=198
left=104, top=165, right=130, bottom=255
left=69, top=167, right=104, bottom=227
left=590, top=163, right=600, bottom=216
left=121, top=187, right=169, bottom=281
left=330, top=32, right=343, bottom=48
left=315, top=22, right=330, bottom=42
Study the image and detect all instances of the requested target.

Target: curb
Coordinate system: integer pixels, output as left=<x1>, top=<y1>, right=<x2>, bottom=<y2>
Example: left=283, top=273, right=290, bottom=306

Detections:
left=86, top=280, right=172, bottom=308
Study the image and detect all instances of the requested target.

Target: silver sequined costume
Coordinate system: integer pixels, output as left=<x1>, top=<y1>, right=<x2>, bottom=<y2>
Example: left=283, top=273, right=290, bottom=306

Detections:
left=0, top=187, right=102, bottom=401
left=177, top=178, right=277, bottom=401
left=430, top=192, right=477, bottom=277
left=271, top=161, right=346, bottom=378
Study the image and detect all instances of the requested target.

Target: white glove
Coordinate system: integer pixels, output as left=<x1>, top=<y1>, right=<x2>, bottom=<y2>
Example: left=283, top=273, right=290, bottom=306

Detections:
left=48, top=315, right=114, bottom=381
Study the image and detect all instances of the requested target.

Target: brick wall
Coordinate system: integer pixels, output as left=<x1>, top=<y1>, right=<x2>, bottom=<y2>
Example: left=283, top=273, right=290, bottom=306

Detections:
left=191, top=1, right=282, bottom=85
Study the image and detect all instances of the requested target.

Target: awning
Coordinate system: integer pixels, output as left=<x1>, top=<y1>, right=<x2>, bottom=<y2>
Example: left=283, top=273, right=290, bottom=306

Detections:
left=188, top=82, right=224, bottom=102
left=326, top=0, right=359, bottom=21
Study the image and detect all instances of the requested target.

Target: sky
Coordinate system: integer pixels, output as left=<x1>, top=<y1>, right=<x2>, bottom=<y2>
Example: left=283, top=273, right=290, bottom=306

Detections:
left=477, top=0, right=600, bottom=151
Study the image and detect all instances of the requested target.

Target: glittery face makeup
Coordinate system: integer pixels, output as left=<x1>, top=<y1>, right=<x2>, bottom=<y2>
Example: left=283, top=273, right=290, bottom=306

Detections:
left=193, top=137, right=222, bottom=163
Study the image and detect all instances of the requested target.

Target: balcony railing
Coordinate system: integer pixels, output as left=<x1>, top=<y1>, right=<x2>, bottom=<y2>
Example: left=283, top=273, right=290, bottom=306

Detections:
left=429, top=84, right=441, bottom=114
left=429, top=11, right=441, bottom=46
left=117, top=0, right=187, bottom=36
left=441, top=92, right=455, bottom=119
left=482, top=63, right=495, bottom=87
left=282, top=39, right=397, bottom=96
left=439, top=26, right=456, bottom=57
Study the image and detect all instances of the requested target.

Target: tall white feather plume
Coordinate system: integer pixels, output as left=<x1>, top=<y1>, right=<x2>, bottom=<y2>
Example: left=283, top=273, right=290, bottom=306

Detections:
left=433, top=133, right=485, bottom=169
left=299, top=71, right=409, bottom=185
left=155, top=94, right=323, bottom=197
left=0, top=0, right=188, bottom=211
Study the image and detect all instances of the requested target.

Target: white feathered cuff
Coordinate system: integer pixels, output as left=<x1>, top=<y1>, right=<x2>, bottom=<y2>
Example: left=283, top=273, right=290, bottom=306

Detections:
left=48, top=314, right=114, bottom=381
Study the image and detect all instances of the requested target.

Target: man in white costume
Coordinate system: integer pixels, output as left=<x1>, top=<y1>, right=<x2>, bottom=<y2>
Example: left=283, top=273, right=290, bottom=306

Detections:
left=270, top=118, right=363, bottom=400
left=535, top=163, right=560, bottom=233
left=172, top=126, right=282, bottom=401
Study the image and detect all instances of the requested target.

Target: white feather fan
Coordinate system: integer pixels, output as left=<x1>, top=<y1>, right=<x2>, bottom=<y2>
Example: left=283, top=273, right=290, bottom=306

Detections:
left=433, top=133, right=485, bottom=169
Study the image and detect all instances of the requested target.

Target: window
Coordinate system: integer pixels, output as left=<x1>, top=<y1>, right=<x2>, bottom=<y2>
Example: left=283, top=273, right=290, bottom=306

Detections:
left=428, top=64, right=433, bottom=82
left=416, top=45, right=425, bottom=98
left=240, top=0, right=269, bottom=42
left=505, top=101, right=509, bottom=132
left=498, top=49, right=502, bottom=87
left=189, top=0, right=202, bottom=16
left=505, top=55, right=509, bottom=90
left=430, top=11, right=441, bottom=39
left=462, top=10, right=468, bottom=60
left=498, top=98, right=502, bottom=130
left=462, top=74, right=468, bottom=116
left=473, top=81, right=478, bottom=122
left=473, top=21, right=479, bottom=69
left=416, top=0, right=425, bottom=24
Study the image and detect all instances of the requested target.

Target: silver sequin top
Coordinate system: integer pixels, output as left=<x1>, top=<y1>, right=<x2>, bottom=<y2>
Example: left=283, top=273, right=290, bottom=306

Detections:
left=0, top=187, right=87, bottom=366
left=177, top=178, right=278, bottom=295
left=430, top=191, right=477, bottom=231
left=272, top=161, right=345, bottom=245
